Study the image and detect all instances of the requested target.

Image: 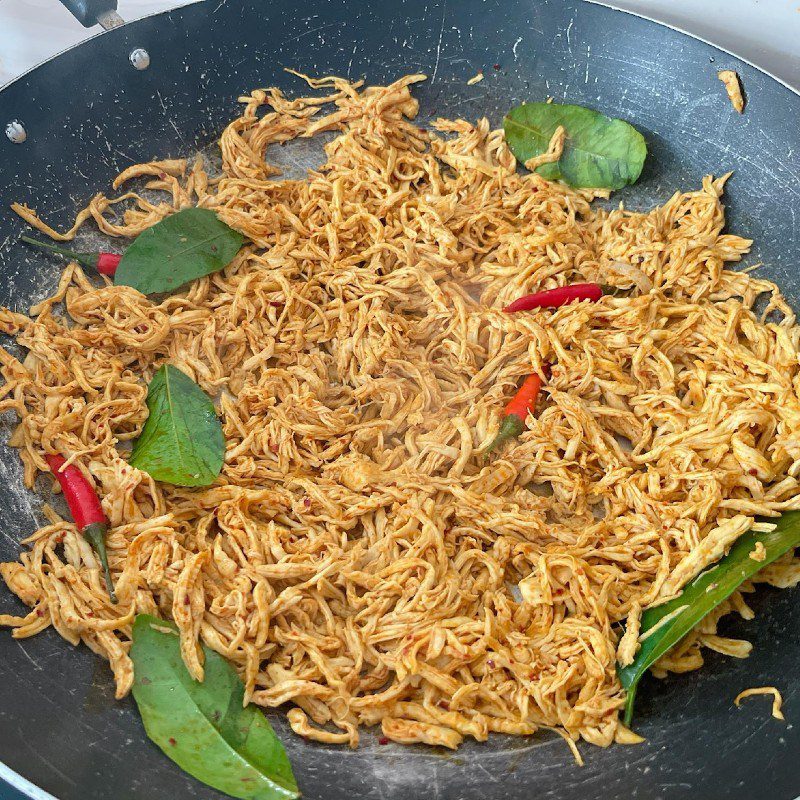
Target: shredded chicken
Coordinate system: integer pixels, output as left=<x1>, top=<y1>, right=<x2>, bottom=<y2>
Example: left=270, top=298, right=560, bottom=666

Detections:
left=749, top=541, right=767, bottom=562
left=718, top=69, right=745, bottom=113
left=524, top=125, right=565, bottom=171
left=734, top=686, right=785, bottom=720
left=614, top=722, right=645, bottom=745
left=616, top=601, right=641, bottom=667
left=2, top=73, right=800, bottom=754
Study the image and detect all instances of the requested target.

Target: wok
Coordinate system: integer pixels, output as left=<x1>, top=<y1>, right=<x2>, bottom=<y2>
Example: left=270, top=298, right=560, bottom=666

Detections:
left=0, top=1, right=798, bottom=798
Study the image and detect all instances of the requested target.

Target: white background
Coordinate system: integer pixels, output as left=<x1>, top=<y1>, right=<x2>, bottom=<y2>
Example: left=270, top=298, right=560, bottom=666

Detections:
left=0, top=0, right=798, bottom=88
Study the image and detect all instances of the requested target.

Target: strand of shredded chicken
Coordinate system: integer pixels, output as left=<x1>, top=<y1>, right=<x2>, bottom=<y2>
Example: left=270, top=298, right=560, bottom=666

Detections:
left=2, top=74, right=800, bottom=754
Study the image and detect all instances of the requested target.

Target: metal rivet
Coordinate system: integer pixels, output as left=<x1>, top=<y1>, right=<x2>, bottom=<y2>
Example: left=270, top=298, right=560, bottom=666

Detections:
left=129, top=48, right=150, bottom=70
left=5, top=120, right=26, bottom=144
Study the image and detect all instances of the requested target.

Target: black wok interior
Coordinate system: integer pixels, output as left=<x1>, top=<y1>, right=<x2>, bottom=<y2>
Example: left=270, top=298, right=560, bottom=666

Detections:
left=0, top=1, right=798, bottom=798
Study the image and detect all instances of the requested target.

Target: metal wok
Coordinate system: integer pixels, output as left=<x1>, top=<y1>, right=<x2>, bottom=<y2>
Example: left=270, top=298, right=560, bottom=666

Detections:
left=0, top=1, right=798, bottom=798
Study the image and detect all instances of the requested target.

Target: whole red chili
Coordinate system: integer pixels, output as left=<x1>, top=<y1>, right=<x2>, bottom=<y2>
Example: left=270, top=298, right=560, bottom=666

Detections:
left=504, top=283, right=604, bottom=312
left=22, top=237, right=121, bottom=276
left=45, top=454, right=117, bottom=603
left=485, top=369, right=547, bottom=453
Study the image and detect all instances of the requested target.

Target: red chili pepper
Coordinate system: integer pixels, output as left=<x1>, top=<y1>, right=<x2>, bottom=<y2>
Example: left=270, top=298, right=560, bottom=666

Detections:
left=22, top=237, right=121, bottom=276
left=504, top=283, right=604, bottom=312
left=96, top=252, right=122, bottom=275
left=485, top=369, right=547, bottom=453
left=45, top=454, right=117, bottom=603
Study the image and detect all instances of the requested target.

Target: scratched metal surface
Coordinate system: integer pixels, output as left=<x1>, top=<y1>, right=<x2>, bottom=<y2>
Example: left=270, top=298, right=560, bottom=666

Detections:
left=0, top=1, right=799, bottom=799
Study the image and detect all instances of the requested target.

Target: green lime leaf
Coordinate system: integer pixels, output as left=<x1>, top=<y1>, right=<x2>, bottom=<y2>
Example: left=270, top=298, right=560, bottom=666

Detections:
left=503, top=102, right=647, bottom=189
left=131, top=615, right=298, bottom=800
left=129, top=364, right=224, bottom=487
left=618, top=512, right=800, bottom=725
left=114, top=207, right=244, bottom=295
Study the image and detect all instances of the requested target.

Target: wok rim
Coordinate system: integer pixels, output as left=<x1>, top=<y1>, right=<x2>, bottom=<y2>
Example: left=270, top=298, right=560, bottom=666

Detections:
left=0, top=0, right=201, bottom=92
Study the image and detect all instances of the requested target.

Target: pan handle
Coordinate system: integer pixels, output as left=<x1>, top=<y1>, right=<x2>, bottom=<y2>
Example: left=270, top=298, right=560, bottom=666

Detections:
left=57, top=0, right=125, bottom=29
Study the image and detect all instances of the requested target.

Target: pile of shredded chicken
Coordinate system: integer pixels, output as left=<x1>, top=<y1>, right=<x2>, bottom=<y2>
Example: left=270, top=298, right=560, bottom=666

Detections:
left=2, top=73, right=800, bottom=757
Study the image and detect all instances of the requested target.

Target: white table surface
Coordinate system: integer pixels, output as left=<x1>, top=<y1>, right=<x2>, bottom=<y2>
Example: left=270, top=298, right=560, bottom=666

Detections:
left=0, top=0, right=798, bottom=89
